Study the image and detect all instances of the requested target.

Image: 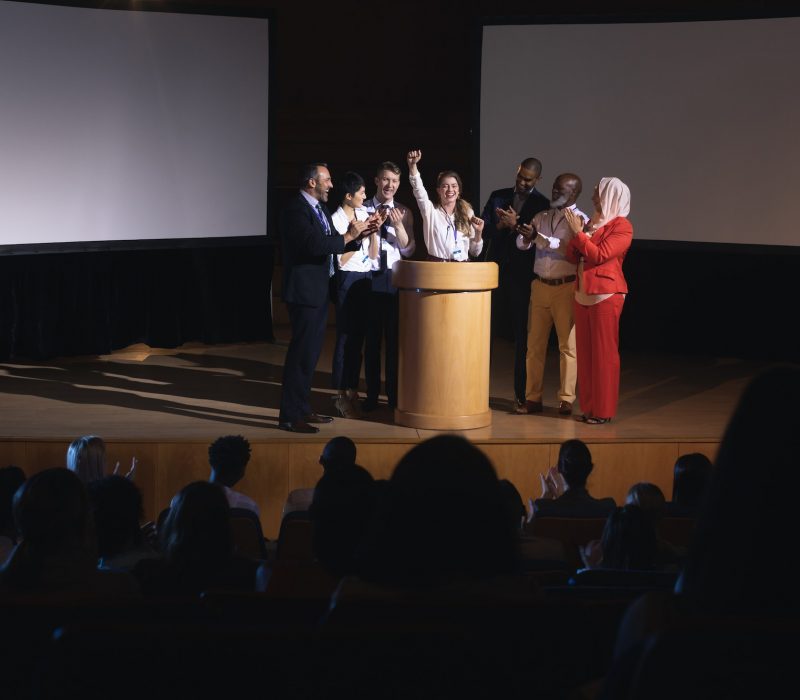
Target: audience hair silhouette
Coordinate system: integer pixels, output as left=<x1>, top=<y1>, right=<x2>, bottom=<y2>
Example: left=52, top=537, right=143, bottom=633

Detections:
left=669, top=452, right=712, bottom=515
left=677, top=365, right=800, bottom=610
left=88, top=475, right=154, bottom=570
left=208, top=434, right=251, bottom=487
left=66, top=435, right=107, bottom=484
left=134, top=481, right=259, bottom=596
left=558, top=438, right=594, bottom=488
left=625, top=482, right=666, bottom=526
left=360, top=434, right=517, bottom=587
left=498, top=479, right=526, bottom=532
left=0, top=468, right=137, bottom=595
left=600, top=504, right=657, bottom=570
left=0, top=466, right=26, bottom=563
left=319, top=436, right=358, bottom=472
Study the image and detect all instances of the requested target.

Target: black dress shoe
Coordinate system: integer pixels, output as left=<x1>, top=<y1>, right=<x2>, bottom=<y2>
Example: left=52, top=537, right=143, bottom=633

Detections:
left=278, top=420, right=319, bottom=434
left=304, top=413, right=333, bottom=424
left=361, top=398, right=378, bottom=412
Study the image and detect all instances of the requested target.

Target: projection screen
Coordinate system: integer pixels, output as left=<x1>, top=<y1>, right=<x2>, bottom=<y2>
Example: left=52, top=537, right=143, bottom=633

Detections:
left=0, top=1, right=270, bottom=251
left=480, top=17, right=800, bottom=246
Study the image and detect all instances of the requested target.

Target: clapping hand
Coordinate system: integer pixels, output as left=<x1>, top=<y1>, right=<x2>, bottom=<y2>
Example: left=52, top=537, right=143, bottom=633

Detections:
left=495, top=206, right=518, bottom=229
left=516, top=222, right=535, bottom=240
left=563, top=208, right=584, bottom=234
left=539, top=466, right=566, bottom=500
left=387, top=207, right=404, bottom=228
left=113, top=456, right=137, bottom=480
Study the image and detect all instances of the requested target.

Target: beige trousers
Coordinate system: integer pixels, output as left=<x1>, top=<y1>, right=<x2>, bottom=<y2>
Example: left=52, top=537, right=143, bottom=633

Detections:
left=525, top=279, right=577, bottom=404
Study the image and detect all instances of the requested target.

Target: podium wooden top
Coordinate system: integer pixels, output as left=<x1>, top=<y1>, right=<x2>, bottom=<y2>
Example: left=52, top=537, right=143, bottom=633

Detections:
left=392, top=261, right=498, bottom=291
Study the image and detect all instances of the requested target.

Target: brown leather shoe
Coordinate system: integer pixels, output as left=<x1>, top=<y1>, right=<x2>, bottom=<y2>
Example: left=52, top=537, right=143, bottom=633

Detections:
left=558, top=401, right=573, bottom=415
left=305, top=413, right=334, bottom=424
left=278, top=420, right=320, bottom=434
left=514, top=400, right=543, bottom=414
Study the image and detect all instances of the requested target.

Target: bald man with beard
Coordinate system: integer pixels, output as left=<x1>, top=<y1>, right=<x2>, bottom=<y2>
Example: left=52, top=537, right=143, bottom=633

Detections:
left=515, top=173, right=587, bottom=416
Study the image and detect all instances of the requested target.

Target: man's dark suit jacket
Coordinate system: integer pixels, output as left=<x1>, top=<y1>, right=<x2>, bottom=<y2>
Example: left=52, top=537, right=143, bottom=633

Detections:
left=532, top=488, right=617, bottom=519
left=280, top=193, right=346, bottom=308
left=480, top=187, right=550, bottom=279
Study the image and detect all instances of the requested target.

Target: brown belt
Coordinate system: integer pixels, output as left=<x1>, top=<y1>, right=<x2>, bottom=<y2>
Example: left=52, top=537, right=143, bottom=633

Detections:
left=536, top=274, right=576, bottom=286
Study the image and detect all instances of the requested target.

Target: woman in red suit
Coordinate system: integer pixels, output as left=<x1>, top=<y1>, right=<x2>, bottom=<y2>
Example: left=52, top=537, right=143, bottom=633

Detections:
left=563, top=178, right=632, bottom=424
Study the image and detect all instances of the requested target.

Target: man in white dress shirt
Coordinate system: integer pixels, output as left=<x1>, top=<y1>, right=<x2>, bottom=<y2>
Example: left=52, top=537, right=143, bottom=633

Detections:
left=515, top=174, right=587, bottom=416
left=362, top=161, right=416, bottom=411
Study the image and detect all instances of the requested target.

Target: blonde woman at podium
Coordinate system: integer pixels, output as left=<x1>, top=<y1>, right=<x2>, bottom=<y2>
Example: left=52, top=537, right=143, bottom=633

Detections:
left=407, top=150, right=484, bottom=261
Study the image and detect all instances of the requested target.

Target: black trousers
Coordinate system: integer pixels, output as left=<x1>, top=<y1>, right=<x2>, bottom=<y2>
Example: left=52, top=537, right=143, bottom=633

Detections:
left=492, top=268, right=533, bottom=404
left=279, top=301, right=329, bottom=422
left=331, top=270, right=371, bottom=391
left=364, top=290, right=399, bottom=406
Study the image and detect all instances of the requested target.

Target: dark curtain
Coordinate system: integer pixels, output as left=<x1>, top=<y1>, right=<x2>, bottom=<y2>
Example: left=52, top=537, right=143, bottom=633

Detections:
left=0, top=244, right=274, bottom=361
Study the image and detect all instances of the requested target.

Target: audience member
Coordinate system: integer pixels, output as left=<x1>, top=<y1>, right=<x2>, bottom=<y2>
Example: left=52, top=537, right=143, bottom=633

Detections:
left=359, top=435, right=518, bottom=587
left=530, top=439, right=616, bottom=519
left=0, top=466, right=25, bottom=565
left=88, top=475, right=158, bottom=571
left=134, top=481, right=263, bottom=596
left=666, top=452, right=712, bottom=517
left=609, top=366, right=800, bottom=672
left=596, top=504, right=657, bottom=571
left=310, top=456, right=376, bottom=577
left=66, top=435, right=107, bottom=484
left=208, top=435, right=260, bottom=518
left=0, top=468, right=138, bottom=595
left=281, top=436, right=361, bottom=517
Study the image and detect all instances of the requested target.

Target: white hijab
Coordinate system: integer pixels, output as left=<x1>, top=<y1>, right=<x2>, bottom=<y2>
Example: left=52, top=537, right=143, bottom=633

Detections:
left=594, top=177, right=631, bottom=228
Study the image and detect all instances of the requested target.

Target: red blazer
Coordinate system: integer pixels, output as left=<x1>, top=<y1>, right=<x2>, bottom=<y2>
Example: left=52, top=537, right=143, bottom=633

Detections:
left=566, top=216, right=633, bottom=295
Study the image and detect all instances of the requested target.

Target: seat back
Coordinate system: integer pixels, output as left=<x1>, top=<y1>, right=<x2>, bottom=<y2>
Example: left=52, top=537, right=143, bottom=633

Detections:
left=276, top=510, right=314, bottom=561
left=229, top=507, right=268, bottom=560
left=527, top=517, right=607, bottom=568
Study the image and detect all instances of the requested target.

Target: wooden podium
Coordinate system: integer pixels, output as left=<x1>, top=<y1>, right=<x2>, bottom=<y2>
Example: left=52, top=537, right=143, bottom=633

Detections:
left=392, top=261, right=498, bottom=430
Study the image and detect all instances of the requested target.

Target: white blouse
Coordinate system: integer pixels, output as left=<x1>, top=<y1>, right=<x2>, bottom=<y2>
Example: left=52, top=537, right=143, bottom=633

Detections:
left=331, top=206, right=374, bottom=272
left=409, top=172, right=483, bottom=261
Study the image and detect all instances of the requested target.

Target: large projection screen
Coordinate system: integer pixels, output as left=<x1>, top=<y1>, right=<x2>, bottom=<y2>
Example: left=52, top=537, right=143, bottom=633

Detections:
left=0, top=1, right=269, bottom=251
left=480, top=17, right=800, bottom=246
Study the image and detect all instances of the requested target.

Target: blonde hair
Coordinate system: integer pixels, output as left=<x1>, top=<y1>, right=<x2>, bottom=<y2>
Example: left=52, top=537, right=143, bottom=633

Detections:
left=436, top=170, right=474, bottom=239
left=66, top=435, right=107, bottom=484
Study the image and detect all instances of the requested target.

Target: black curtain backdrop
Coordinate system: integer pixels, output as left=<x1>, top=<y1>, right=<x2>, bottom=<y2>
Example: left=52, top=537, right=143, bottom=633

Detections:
left=0, top=244, right=274, bottom=361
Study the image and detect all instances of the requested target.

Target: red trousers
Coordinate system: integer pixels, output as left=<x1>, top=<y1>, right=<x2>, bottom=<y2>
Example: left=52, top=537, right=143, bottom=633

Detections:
left=574, top=294, right=624, bottom=419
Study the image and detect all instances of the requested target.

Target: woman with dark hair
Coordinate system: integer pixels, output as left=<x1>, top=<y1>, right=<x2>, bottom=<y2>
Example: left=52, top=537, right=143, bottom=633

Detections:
left=407, top=150, right=484, bottom=261
left=0, top=469, right=138, bottom=595
left=564, top=178, right=633, bottom=424
left=134, top=481, right=262, bottom=596
left=667, top=452, right=712, bottom=516
left=599, top=505, right=658, bottom=571
left=330, top=171, right=383, bottom=418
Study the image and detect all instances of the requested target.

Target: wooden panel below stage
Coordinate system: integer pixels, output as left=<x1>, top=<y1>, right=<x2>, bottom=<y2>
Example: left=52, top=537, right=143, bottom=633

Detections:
left=1, top=438, right=718, bottom=540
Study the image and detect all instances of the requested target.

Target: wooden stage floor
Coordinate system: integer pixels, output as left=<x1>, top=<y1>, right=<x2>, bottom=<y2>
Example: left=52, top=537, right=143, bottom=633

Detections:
left=0, top=329, right=771, bottom=538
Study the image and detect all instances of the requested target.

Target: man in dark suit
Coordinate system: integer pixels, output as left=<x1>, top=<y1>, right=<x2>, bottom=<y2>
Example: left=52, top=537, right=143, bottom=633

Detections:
left=480, top=158, right=550, bottom=410
left=278, top=163, right=372, bottom=433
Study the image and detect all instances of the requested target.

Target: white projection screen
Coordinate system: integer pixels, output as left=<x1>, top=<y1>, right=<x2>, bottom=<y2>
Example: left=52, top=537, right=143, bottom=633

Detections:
left=0, top=1, right=270, bottom=251
left=480, top=17, right=800, bottom=246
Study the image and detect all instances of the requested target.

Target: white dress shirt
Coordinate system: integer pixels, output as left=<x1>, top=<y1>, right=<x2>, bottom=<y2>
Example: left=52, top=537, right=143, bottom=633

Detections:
left=331, top=206, right=374, bottom=272
left=517, top=204, right=588, bottom=280
left=409, top=172, right=482, bottom=261
left=363, top=196, right=416, bottom=271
